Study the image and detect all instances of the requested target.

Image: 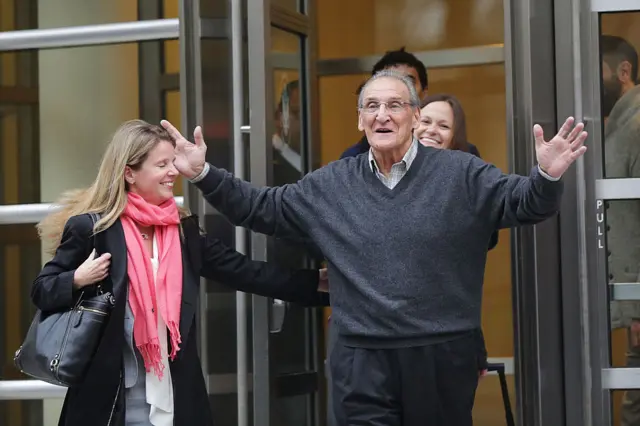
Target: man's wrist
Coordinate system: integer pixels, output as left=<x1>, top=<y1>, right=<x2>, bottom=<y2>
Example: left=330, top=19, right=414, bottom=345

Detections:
left=538, top=164, right=561, bottom=181
left=189, top=162, right=210, bottom=183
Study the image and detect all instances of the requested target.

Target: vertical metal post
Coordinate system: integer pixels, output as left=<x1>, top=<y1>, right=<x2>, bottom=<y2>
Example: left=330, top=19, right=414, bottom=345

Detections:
left=579, top=3, right=610, bottom=424
left=230, top=0, right=248, bottom=425
left=138, top=0, right=163, bottom=124
left=178, top=0, right=208, bottom=388
left=553, top=0, right=590, bottom=424
left=247, top=0, right=273, bottom=424
left=505, top=0, right=568, bottom=424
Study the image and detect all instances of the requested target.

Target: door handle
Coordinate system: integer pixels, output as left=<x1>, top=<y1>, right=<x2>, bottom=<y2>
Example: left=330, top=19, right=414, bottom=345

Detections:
left=269, top=299, right=288, bottom=333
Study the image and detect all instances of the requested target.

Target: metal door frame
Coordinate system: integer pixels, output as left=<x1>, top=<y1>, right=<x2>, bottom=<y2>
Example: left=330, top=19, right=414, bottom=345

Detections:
left=573, top=1, right=640, bottom=425
left=544, top=0, right=640, bottom=425
left=247, top=1, right=322, bottom=426
left=504, top=0, right=569, bottom=424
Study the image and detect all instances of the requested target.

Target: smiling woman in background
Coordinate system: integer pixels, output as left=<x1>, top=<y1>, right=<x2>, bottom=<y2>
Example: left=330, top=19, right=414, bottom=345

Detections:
left=415, top=93, right=470, bottom=152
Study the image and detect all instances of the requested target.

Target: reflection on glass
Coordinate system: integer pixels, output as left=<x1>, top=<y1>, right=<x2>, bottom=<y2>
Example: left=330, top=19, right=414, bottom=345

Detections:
left=269, top=27, right=318, bottom=378
left=271, top=27, right=303, bottom=184
left=317, top=0, right=504, bottom=59
left=600, top=11, right=640, bottom=425
left=600, top=12, right=640, bottom=350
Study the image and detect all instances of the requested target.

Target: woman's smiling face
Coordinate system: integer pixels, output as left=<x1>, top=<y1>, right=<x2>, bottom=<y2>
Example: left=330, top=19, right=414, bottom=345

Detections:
left=414, top=101, right=454, bottom=149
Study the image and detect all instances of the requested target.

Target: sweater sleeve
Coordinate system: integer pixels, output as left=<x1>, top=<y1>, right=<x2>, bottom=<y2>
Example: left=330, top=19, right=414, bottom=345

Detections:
left=193, top=164, right=318, bottom=240
left=464, top=156, right=564, bottom=229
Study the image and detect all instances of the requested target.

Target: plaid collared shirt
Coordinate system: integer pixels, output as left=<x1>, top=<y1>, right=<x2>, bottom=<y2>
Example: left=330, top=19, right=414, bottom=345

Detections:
left=368, top=139, right=419, bottom=189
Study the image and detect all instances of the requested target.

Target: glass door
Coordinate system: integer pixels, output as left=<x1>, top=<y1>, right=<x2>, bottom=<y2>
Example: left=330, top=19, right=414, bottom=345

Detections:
left=573, top=1, right=640, bottom=424
left=246, top=1, right=324, bottom=426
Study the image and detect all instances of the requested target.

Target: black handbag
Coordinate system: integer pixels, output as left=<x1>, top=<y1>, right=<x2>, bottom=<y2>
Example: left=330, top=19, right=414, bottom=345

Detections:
left=14, top=213, right=115, bottom=387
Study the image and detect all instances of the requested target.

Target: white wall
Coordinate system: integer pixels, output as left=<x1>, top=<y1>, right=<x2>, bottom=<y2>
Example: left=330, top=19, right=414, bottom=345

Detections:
left=38, top=0, right=139, bottom=203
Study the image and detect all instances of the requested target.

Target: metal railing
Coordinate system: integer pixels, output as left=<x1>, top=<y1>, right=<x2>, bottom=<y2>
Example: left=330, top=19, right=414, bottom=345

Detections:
left=0, top=197, right=184, bottom=225
left=0, top=19, right=179, bottom=51
left=0, top=381, right=66, bottom=400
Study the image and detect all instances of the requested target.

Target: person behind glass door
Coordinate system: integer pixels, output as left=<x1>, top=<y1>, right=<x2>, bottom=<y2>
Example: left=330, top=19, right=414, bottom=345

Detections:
left=161, top=69, right=587, bottom=426
left=602, top=35, right=638, bottom=121
left=273, top=80, right=303, bottom=177
left=271, top=78, right=331, bottom=425
left=31, top=120, right=328, bottom=426
left=599, top=34, right=640, bottom=426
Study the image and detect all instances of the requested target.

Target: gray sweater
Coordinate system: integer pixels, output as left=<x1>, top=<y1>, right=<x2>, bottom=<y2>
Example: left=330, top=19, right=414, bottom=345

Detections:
left=195, top=144, right=563, bottom=347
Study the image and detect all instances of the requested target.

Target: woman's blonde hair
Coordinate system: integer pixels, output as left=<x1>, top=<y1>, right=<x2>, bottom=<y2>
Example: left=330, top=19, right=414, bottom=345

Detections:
left=38, top=119, right=187, bottom=255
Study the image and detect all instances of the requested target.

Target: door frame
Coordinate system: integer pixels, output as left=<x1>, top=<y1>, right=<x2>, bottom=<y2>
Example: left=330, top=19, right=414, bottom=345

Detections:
left=247, top=1, right=323, bottom=426
left=572, top=1, right=640, bottom=425
left=547, top=0, right=640, bottom=425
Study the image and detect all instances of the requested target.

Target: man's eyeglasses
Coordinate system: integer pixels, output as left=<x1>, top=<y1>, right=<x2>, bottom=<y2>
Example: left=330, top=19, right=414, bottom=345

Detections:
left=359, top=100, right=413, bottom=115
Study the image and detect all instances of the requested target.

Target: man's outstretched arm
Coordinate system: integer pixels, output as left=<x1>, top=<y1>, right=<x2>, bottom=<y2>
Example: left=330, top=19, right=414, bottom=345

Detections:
left=162, top=120, right=313, bottom=240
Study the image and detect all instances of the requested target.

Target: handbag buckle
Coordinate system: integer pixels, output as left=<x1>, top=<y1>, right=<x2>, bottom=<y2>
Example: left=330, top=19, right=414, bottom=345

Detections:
left=105, top=293, right=115, bottom=306
left=50, top=354, right=60, bottom=371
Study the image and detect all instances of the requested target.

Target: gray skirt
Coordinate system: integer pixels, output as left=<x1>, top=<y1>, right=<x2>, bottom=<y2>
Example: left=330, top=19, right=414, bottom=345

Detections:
left=124, top=346, right=153, bottom=426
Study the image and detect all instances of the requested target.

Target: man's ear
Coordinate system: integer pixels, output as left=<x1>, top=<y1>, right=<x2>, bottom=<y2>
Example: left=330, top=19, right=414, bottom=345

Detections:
left=358, top=113, right=364, bottom=132
left=617, top=60, right=633, bottom=85
left=412, top=108, right=420, bottom=131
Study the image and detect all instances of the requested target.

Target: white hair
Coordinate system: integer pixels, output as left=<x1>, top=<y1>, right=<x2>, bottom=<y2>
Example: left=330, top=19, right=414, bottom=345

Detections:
left=357, top=70, right=421, bottom=109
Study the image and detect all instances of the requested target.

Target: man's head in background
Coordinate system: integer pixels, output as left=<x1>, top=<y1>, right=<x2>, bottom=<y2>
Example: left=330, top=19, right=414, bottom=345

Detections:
left=356, top=47, right=429, bottom=102
left=275, top=80, right=301, bottom=152
left=601, top=35, right=638, bottom=117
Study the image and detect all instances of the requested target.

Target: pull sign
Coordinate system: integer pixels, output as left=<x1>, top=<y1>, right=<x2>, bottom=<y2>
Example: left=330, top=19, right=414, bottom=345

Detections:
left=596, top=199, right=605, bottom=249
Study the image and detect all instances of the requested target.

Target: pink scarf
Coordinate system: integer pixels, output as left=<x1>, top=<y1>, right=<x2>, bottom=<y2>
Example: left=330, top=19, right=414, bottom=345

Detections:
left=121, top=192, right=183, bottom=378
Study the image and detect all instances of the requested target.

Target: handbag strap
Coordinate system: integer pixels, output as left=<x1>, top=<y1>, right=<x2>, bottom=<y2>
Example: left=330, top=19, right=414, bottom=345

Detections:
left=86, top=212, right=106, bottom=296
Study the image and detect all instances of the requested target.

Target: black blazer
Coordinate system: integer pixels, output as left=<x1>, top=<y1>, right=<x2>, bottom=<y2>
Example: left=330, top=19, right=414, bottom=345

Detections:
left=31, top=213, right=324, bottom=426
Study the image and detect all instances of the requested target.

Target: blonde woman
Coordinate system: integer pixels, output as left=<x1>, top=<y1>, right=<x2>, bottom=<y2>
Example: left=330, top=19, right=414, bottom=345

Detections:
left=32, top=120, right=327, bottom=426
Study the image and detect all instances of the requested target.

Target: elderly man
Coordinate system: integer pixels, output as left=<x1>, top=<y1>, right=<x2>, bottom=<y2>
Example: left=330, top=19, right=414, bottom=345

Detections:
left=162, top=70, right=587, bottom=426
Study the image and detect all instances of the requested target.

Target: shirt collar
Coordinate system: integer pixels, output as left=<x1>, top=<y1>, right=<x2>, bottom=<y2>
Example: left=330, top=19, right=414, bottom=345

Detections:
left=369, top=138, right=419, bottom=173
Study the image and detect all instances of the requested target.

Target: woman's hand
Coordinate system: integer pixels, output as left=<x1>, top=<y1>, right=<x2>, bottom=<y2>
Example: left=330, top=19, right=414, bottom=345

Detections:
left=318, top=268, right=329, bottom=292
left=73, top=249, right=112, bottom=288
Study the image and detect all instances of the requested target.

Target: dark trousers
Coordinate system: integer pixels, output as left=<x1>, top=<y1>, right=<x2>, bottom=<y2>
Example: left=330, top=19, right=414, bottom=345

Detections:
left=330, top=332, right=479, bottom=426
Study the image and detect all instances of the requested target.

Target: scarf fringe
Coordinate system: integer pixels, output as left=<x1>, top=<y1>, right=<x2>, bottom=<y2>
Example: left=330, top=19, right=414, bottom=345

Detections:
left=138, top=339, right=165, bottom=379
